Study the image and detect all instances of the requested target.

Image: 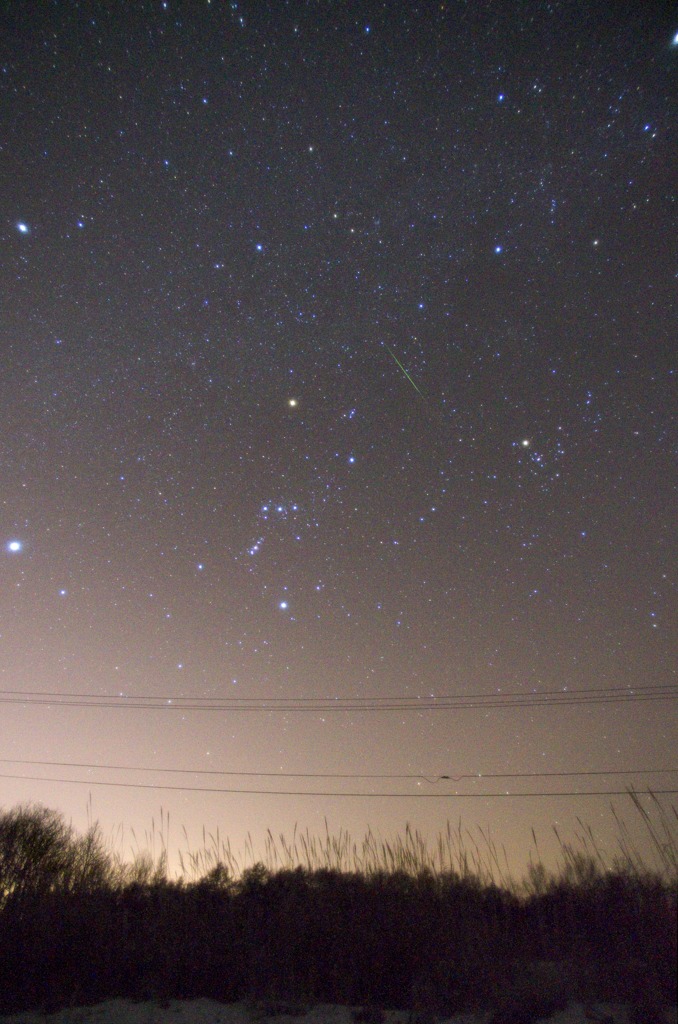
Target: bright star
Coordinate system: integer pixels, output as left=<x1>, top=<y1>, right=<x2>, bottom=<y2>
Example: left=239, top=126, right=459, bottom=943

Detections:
left=7, top=540, right=22, bottom=552
left=494, top=245, right=503, bottom=254
left=16, top=222, right=29, bottom=235
left=288, top=398, right=298, bottom=407
left=279, top=601, right=288, bottom=610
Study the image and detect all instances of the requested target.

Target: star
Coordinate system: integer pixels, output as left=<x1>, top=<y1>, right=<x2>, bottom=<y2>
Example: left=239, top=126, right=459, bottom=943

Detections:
left=6, top=540, right=23, bottom=553
left=288, top=398, right=298, bottom=407
left=16, top=222, right=30, bottom=235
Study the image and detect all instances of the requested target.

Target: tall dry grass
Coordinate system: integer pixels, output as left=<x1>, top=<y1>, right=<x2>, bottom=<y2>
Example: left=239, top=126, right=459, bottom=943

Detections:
left=174, top=788, right=676, bottom=891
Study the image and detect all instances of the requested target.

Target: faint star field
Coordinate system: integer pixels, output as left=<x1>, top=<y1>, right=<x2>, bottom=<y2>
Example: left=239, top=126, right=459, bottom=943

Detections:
left=0, top=0, right=675, bottom=872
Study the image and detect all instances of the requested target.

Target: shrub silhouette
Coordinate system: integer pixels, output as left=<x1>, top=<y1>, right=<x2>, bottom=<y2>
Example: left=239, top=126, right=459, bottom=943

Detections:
left=0, top=804, right=113, bottom=906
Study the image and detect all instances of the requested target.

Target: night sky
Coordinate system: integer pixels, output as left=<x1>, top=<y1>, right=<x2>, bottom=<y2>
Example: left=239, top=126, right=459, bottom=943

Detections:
left=1, top=1, right=676, bottom=876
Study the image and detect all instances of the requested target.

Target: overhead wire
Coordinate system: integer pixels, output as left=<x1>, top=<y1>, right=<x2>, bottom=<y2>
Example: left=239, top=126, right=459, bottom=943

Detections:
left=0, top=682, right=674, bottom=713
left=1, top=758, right=675, bottom=783
left=0, top=683, right=671, bottom=702
left=1, top=772, right=676, bottom=799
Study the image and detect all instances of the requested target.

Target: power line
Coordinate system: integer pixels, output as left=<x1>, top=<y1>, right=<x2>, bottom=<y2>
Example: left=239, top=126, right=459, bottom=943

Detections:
left=1, top=695, right=669, bottom=711
left=0, top=683, right=674, bottom=713
left=0, top=683, right=672, bottom=703
left=1, top=772, right=676, bottom=799
left=1, top=758, right=675, bottom=783
left=0, top=695, right=670, bottom=711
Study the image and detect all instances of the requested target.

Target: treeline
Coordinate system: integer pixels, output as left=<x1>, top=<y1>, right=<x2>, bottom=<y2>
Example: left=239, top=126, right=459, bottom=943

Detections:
left=0, top=805, right=675, bottom=1018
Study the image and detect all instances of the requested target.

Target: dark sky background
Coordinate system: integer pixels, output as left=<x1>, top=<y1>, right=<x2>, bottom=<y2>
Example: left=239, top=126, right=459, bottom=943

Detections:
left=0, top=0, right=676, bottom=877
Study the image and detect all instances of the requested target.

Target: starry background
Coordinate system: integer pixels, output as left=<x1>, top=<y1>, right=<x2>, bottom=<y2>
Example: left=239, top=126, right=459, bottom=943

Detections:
left=0, top=0, right=676, bottom=875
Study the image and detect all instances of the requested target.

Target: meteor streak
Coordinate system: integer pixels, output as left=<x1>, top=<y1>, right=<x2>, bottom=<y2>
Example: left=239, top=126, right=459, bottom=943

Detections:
left=383, top=343, right=424, bottom=397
